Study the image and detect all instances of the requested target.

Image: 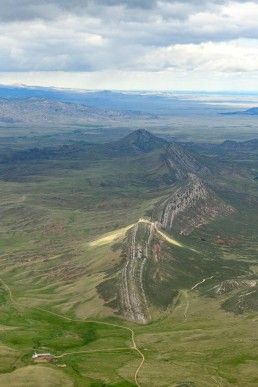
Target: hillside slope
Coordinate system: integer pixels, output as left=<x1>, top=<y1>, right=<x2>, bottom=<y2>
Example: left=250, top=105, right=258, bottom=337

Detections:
left=0, top=128, right=258, bottom=385
left=94, top=132, right=238, bottom=323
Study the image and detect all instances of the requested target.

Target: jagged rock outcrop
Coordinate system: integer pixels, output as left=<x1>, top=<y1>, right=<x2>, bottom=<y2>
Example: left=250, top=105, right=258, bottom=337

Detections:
left=153, top=173, right=234, bottom=235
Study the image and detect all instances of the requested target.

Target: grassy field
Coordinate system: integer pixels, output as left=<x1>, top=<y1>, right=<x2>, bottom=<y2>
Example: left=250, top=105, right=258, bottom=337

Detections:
left=0, top=132, right=258, bottom=386
left=0, top=275, right=258, bottom=386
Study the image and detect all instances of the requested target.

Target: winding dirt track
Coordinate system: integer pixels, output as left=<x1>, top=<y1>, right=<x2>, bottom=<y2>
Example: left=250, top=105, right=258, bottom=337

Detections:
left=191, top=276, right=214, bottom=290
left=35, top=307, right=145, bottom=387
left=182, top=276, right=215, bottom=320
left=0, top=278, right=16, bottom=303
left=0, top=278, right=145, bottom=387
left=182, top=290, right=190, bottom=319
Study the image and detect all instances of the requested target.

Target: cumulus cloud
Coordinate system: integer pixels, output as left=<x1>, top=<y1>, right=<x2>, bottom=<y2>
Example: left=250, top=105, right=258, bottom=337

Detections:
left=139, top=40, right=258, bottom=72
left=0, top=0, right=258, bottom=79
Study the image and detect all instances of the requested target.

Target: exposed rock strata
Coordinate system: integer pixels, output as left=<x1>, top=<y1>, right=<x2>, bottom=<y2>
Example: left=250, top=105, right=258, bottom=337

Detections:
left=153, top=173, right=234, bottom=235
left=162, top=143, right=210, bottom=180
left=119, top=174, right=235, bottom=322
left=120, top=221, right=155, bottom=323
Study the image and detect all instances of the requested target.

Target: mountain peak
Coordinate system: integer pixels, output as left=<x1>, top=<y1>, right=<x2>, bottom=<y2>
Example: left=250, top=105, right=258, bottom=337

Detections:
left=122, top=129, right=168, bottom=152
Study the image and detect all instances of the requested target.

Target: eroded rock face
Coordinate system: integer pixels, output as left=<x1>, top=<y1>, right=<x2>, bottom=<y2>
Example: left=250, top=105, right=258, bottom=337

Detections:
left=153, top=174, right=234, bottom=235
left=162, top=143, right=210, bottom=180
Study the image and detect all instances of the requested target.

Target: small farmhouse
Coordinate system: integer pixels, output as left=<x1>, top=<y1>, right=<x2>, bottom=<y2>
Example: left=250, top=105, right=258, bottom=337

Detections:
left=32, top=352, right=55, bottom=362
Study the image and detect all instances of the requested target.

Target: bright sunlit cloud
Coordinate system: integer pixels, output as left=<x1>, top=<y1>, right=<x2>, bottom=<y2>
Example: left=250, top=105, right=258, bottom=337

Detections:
left=0, top=0, right=258, bottom=90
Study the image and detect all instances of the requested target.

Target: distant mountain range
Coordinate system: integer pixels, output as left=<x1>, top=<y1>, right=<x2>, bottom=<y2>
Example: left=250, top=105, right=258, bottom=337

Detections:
left=0, top=84, right=187, bottom=115
left=0, top=96, right=157, bottom=125
left=182, top=138, right=258, bottom=156
left=219, top=138, right=258, bottom=150
left=221, top=107, right=258, bottom=115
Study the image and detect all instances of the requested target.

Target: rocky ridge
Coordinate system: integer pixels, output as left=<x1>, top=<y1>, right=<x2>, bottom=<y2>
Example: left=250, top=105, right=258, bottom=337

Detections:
left=117, top=133, right=236, bottom=322
left=119, top=176, right=234, bottom=322
left=153, top=173, right=234, bottom=235
left=91, top=130, right=237, bottom=323
left=162, top=143, right=209, bottom=180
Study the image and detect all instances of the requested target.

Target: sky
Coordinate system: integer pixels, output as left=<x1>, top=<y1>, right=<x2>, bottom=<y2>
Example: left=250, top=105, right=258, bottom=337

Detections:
left=0, top=0, right=258, bottom=90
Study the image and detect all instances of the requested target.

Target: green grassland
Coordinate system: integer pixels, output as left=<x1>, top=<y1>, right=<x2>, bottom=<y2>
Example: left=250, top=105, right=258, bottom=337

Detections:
left=0, top=134, right=258, bottom=386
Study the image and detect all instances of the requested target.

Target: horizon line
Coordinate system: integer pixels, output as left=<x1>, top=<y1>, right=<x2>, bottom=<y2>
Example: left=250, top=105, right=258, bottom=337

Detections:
left=1, top=83, right=258, bottom=94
